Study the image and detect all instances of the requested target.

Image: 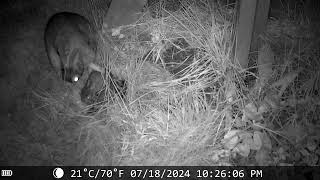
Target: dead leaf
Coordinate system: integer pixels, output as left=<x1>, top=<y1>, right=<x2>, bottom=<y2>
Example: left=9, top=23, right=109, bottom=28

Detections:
left=212, top=150, right=230, bottom=162
left=223, top=130, right=241, bottom=150
left=111, top=27, right=122, bottom=36
left=261, top=132, right=272, bottom=150
left=242, top=134, right=254, bottom=149
left=243, top=103, right=263, bottom=121
left=234, top=117, right=246, bottom=128
left=224, top=130, right=241, bottom=139
left=255, top=148, right=270, bottom=165
left=258, top=102, right=269, bottom=113
left=238, top=131, right=252, bottom=141
left=294, top=151, right=301, bottom=161
left=251, top=131, right=263, bottom=150
left=307, top=139, right=317, bottom=152
left=235, top=142, right=251, bottom=157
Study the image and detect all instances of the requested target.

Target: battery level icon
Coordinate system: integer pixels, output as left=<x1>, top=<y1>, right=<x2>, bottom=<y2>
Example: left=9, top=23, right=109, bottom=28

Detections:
left=1, top=169, right=13, bottom=177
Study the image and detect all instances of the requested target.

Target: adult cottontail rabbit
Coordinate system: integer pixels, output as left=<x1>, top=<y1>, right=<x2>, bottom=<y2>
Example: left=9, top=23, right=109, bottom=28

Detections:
left=44, top=12, right=98, bottom=83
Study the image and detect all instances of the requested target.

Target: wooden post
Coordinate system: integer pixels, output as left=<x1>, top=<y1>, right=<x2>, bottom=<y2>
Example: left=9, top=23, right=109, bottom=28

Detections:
left=235, top=0, right=270, bottom=69
left=251, top=0, right=270, bottom=52
left=254, top=0, right=270, bottom=36
left=235, top=0, right=257, bottom=69
left=104, top=0, right=146, bottom=28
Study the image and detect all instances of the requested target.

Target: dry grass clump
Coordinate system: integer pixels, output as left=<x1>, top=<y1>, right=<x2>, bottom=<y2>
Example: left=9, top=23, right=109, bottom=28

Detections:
left=94, top=0, right=241, bottom=165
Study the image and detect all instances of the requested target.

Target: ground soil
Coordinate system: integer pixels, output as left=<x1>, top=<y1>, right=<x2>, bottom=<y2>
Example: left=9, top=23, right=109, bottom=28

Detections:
left=0, top=1, right=86, bottom=165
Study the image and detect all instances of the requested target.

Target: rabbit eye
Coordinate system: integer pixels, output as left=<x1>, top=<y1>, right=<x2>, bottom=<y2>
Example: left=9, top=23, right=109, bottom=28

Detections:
left=72, top=76, right=79, bottom=82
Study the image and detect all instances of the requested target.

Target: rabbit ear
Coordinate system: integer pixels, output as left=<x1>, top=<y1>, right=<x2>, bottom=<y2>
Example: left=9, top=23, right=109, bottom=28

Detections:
left=47, top=46, right=63, bottom=78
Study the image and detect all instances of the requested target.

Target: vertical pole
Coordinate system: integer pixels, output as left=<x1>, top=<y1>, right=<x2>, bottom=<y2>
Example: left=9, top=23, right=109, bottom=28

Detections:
left=251, top=0, right=270, bottom=52
left=235, top=0, right=257, bottom=69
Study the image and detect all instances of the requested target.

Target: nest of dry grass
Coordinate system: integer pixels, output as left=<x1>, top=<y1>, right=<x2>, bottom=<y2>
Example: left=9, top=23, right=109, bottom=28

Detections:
left=93, top=0, right=241, bottom=165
